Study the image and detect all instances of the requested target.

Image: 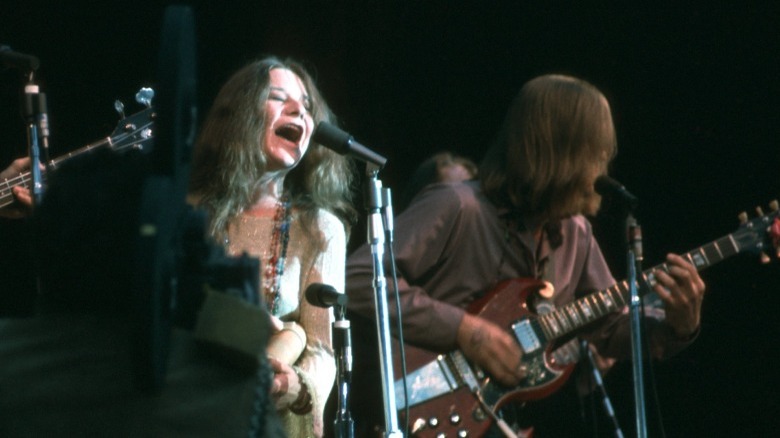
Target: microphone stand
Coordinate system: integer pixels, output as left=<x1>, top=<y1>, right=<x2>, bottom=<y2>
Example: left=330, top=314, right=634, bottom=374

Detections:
left=333, top=304, right=354, bottom=438
left=22, top=79, right=49, bottom=208
left=364, top=165, right=402, bottom=438
left=19, top=66, right=47, bottom=307
left=582, top=340, right=624, bottom=438
left=626, top=213, right=647, bottom=438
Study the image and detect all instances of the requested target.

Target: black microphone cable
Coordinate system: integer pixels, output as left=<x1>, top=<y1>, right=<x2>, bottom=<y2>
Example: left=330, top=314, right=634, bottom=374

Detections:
left=381, top=187, right=411, bottom=437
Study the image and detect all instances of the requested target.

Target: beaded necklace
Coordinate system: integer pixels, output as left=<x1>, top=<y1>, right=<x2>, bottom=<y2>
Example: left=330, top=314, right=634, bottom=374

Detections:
left=263, top=195, right=292, bottom=315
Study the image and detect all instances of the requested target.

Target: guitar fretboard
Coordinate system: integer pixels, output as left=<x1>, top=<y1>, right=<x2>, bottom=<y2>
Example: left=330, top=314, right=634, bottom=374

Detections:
left=0, top=137, right=110, bottom=209
left=0, top=171, right=32, bottom=210
left=535, top=232, right=746, bottom=341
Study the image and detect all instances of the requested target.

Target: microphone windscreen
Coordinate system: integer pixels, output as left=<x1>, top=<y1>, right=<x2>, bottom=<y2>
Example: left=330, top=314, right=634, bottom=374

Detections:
left=594, top=175, right=638, bottom=209
left=305, top=283, right=333, bottom=308
left=305, top=283, right=348, bottom=308
left=312, top=122, right=351, bottom=154
left=594, top=175, right=623, bottom=195
left=0, top=46, right=40, bottom=71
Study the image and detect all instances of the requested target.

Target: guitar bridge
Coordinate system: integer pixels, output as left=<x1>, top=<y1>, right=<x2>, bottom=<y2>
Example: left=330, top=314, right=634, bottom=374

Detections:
left=446, top=351, right=480, bottom=391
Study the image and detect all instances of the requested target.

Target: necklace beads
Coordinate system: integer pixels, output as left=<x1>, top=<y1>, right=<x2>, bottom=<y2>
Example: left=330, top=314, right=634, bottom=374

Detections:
left=263, top=195, right=291, bottom=315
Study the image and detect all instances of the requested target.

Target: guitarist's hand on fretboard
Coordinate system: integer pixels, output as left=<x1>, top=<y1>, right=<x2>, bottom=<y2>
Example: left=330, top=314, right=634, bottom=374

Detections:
left=0, top=156, right=33, bottom=218
left=651, top=253, right=706, bottom=339
left=456, top=313, right=526, bottom=386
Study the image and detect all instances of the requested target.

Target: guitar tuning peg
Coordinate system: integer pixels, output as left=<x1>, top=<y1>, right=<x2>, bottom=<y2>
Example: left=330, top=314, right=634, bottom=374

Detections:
left=135, top=87, right=155, bottom=108
left=760, top=252, right=772, bottom=264
left=756, top=206, right=765, bottom=217
left=114, top=100, right=126, bottom=119
left=770, top=200, right=779, bottom=212
left=738, top=211, right=748, bottom=224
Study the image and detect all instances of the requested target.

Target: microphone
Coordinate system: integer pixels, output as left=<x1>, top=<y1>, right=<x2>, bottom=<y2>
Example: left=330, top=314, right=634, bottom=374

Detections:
left=0, top=45, right=40, bottom=71
left=305, top=283, right=349, bottom=308
left=312, top=122, right=387, bottom=168
left=595, top=175, right=638, bottom=210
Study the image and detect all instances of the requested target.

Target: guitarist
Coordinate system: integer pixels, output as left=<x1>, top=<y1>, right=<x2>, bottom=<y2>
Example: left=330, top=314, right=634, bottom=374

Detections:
left=345, top=74, right=706, bottom=436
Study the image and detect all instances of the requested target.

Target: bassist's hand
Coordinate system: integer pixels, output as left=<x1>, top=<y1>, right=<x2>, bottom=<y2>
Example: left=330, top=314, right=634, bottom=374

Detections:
left=0, top=157, right=33, bottom=218
left=456, top=313, right=526, bottom=386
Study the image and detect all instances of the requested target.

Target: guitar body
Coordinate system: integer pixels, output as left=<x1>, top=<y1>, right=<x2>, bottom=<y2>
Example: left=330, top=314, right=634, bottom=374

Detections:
left=397, top=278, right=575, bottom=437
left=469, top=278, right=576, bottom=400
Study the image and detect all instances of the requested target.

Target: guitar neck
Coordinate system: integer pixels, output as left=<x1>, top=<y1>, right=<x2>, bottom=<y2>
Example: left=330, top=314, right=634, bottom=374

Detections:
left=535, top=229, right=749, bottom=341
left=1, top=171, right=31, bottom=209
left=0, top=137, right=113, bottom=209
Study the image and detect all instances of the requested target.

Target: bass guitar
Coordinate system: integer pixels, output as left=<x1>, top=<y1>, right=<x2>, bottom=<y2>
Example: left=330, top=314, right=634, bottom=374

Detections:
left=395, top=203, right=780, bottom=437
left=0, top=106, right=154, bottom=209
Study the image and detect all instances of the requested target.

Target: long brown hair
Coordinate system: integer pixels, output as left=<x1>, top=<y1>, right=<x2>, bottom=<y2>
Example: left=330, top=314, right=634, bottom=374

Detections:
left=189, top=57, right=356, bottom=240
left=480, top=74, right=617, bottom=222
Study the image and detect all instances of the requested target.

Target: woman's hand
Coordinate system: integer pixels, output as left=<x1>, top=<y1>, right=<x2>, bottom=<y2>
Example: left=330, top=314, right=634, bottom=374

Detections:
left=268, top=314, right=284, bottom=333
left=268, top=356, right=303, bottom=410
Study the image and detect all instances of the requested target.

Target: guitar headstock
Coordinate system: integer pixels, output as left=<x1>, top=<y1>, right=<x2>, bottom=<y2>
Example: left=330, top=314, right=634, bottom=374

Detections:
left=114, top=87, right=154, bottom=118
left=107, top=88, right=156, bottom=154
left=41, top=90, right=155, bottom=173
left=736, top=200, right=780, bottom=263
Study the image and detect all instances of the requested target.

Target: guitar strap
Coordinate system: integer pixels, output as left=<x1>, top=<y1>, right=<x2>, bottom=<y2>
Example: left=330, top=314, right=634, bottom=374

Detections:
left=537, top=246, right=553, bottom=282
left=534, top=226, right=556, bottom=300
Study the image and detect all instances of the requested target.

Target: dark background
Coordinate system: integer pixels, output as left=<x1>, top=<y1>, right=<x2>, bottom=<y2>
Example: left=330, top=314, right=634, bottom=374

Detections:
left=2, top=2, right=779, bottom=436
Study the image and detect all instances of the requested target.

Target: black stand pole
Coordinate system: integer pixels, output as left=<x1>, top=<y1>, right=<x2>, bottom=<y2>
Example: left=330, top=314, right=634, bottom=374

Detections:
left=16, top=57, right=47, bottom=309
left=333, top=305, right=355, bottom=438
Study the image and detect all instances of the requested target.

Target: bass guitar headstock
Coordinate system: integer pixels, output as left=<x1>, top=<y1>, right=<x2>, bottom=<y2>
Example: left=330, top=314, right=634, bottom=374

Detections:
left=736, top=200, right=780, bottom=263
left=45, top=89, right=155, bottom=172
left=106, top=88, right=156, bottom=154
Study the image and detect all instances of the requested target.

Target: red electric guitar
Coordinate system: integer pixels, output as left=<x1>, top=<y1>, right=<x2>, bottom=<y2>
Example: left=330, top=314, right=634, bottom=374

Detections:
left=394, top=203, right=780, bottom=437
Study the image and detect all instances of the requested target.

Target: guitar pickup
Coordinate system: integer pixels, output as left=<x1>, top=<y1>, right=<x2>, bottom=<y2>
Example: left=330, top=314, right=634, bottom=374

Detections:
left=512, top=319, right=541, bottom=353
